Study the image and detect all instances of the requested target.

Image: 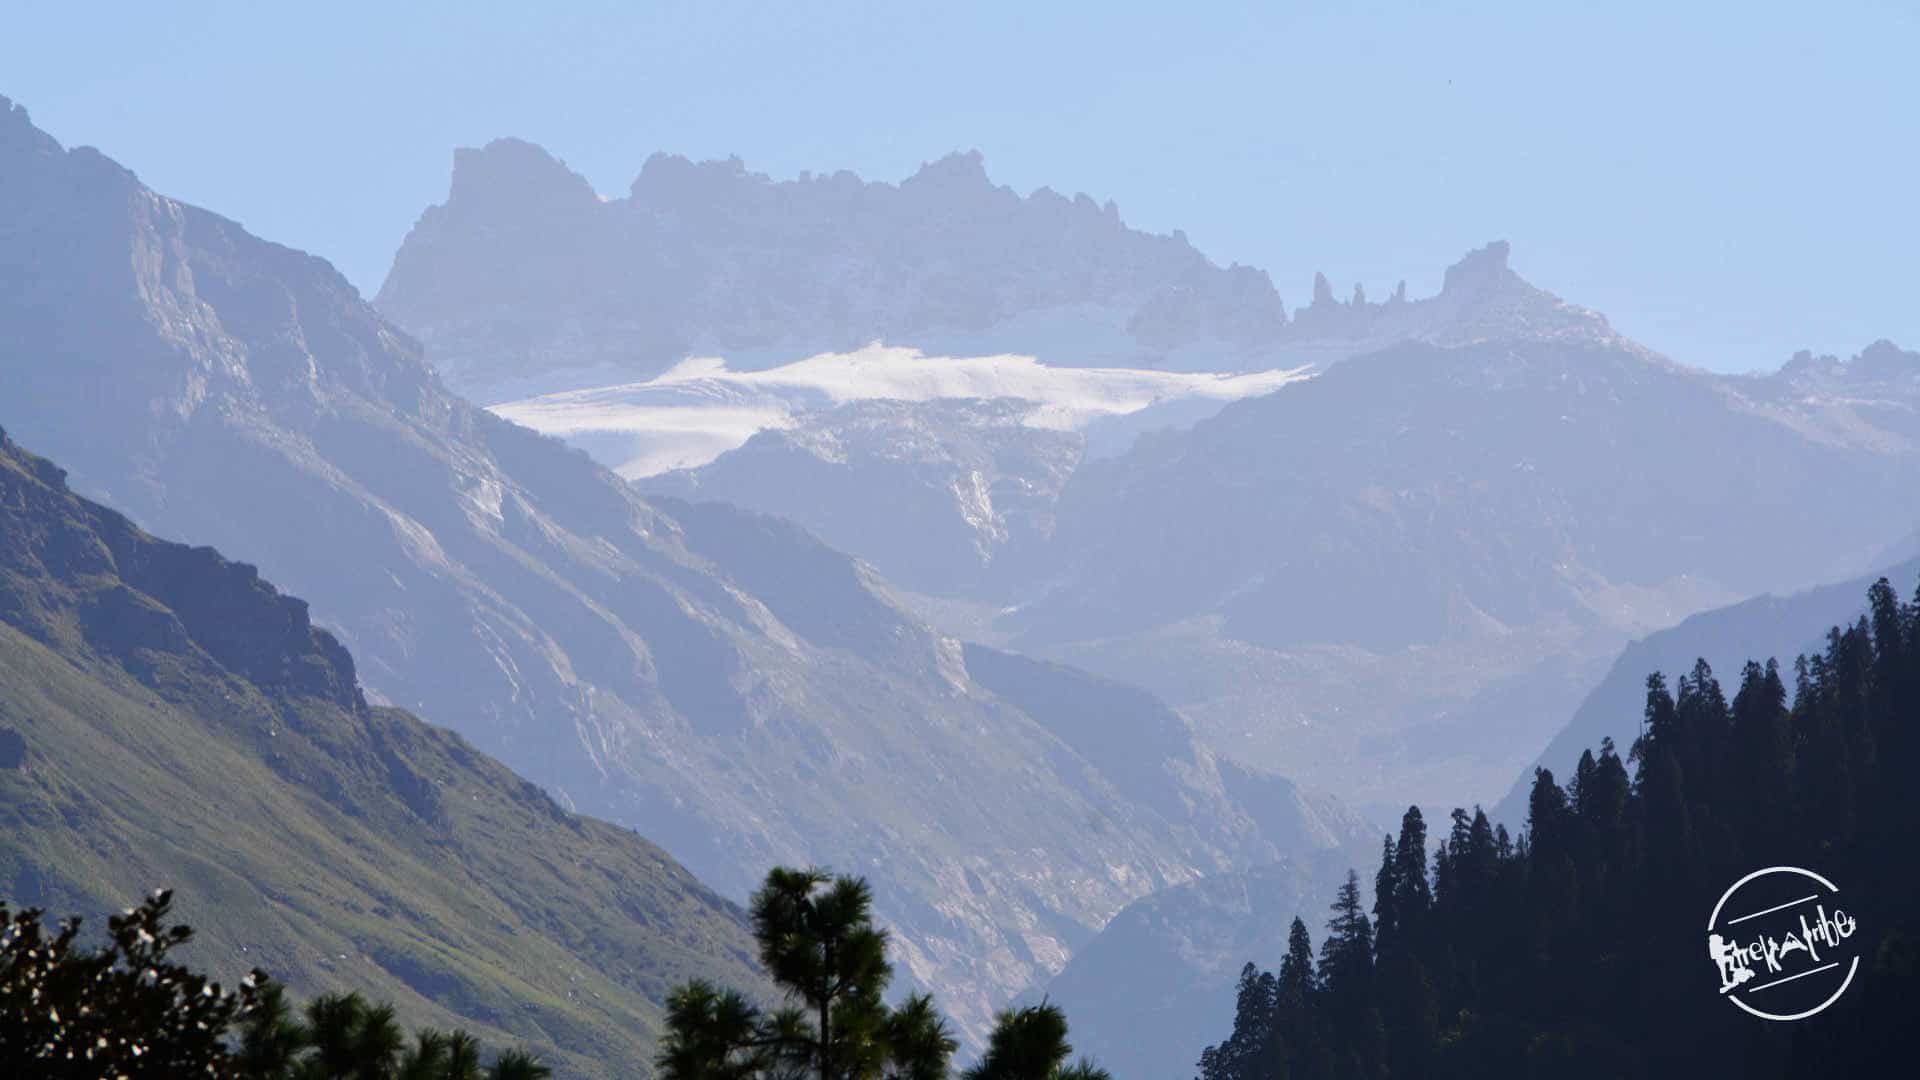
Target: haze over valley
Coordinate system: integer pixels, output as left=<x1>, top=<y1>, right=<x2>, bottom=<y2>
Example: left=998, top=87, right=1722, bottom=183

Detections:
left=2, top=8, right=1915, bottom=1074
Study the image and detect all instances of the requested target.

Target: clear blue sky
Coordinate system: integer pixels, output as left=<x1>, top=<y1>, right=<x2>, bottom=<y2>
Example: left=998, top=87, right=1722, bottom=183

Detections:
left=6, top=1, right=1914, bottom=371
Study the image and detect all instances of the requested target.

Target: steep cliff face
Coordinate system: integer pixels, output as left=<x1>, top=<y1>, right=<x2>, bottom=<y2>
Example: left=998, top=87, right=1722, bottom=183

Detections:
left=0, top=426, right=771, bottom=1077
left=0, top=95, right=1360, bottom=1038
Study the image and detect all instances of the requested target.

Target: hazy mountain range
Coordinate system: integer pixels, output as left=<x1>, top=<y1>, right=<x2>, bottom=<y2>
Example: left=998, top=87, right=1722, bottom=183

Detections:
left=376, top=142, right=1290, bottom=402
left=377, top=138, right=1920, bottom=823
left=8, top=89, right=1917, bottom=1078
left=0, top=94, right=1374, bottom=1044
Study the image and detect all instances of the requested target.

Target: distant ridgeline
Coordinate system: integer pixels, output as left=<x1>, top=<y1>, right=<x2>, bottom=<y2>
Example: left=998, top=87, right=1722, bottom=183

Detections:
left=1197, top=577, right=1919, bottom=1078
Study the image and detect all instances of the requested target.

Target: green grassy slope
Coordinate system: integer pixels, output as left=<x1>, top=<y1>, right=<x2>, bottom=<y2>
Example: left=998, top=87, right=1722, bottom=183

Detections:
left=0, top=428, right=769, bottom=1076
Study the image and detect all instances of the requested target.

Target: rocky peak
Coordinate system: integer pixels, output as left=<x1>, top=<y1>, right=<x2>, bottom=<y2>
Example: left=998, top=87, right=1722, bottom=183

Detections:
left=629, top=150, right=761, bottom=205
left=448, top=137, right=599, bottom=215
left=1439, top=239, right=1515, bottom=298
left=1311, top=271, right=1336, bottom=307
left=380, top=142, right=1272, bottom=392
left=0, top=94, right=61, bottom=157
left=1853, top=339, right=1919, bottom=379
left=1281, top=240, right=1618, bottom=351
left=904, top=148, right=993, bottom=191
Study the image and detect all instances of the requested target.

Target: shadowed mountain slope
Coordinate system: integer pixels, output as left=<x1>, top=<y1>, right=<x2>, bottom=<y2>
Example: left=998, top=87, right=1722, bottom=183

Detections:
left=0, top=426, right=770, bottom=1078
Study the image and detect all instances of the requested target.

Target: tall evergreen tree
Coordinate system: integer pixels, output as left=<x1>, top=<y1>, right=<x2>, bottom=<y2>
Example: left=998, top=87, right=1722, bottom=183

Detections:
left=1371, top=835, right=1398, bottom=961
left=1279, top=918, right=1315, bottom=1003
left=1318, top=871, right=1374, bottom=1012
left=1729, top=659, right=1793, bottom=849
left=1524, top=768, right=1570, bottom=863
left=1391, top=807, right=1431, bottom=939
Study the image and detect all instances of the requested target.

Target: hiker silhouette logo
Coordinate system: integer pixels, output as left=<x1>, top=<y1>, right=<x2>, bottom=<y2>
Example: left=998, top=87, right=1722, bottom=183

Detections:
left=1706, top=866, right=1861, bottom=1021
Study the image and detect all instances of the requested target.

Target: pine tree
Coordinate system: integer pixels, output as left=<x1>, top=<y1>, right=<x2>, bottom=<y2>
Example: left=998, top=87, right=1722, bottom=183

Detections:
left=1279, top=918, right=1315, bottom=1003
left=1318, top=871, right=1373, bottom=1007
left=1371, top=835, right=1398, bottom=961
left=1204, top=964, right=1277, bottom=1080
left=1729, top=659, right=1793, bottom=850
left=751, top=868, right=895, bottom=1080
left=1391, top=807, right=1431, bottom=939
left=1524, top=768, right=1570, bottom=863
left=966, top=1002, right=1109, bottom=1080
left=660, top=867, right=962, bottom=1080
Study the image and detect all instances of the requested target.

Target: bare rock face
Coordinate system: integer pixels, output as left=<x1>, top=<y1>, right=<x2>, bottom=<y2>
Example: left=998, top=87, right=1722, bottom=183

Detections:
left=1282, top=240, right=1621, bottom=349
left=376, top=133, right=1624, bottom=411
left=0, top=95, right=1367, bottom=1042
left=375, top=141, right=1296, bottom=399
left=642, top=398, right=1084, bottom=596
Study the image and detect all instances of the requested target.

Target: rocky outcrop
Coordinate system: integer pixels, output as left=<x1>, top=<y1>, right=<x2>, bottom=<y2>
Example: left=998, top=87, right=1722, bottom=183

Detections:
left=1281, top=240, right=1621, bottom=348
left=379, top=141, right=1622, bottom=405
left=1, top=427, right=364, bottom=713
left=376, top=141, right=1294, bottom=398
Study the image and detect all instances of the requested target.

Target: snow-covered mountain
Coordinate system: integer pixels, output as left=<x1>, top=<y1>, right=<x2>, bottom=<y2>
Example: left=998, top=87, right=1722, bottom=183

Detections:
left=374, top=134, right=1920, bottom=823
left=376, top=138, right=1618, bottom=408
left=0, top=95, right=1373, bottom=1041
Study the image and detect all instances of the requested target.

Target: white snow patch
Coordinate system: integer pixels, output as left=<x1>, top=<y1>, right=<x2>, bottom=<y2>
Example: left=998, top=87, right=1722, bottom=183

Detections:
left=490, top=345, right=1310, bottom=478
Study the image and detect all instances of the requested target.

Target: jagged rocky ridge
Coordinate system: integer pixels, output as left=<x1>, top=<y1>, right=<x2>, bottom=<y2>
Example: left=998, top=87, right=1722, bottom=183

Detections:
left=0, top=94, right=1369, bottom=1040
left=378, top=140, right=1628, bottom=405
left=0, top=426, right=773, bottom=1077
left=382, top=142, right=1490, bottom=401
